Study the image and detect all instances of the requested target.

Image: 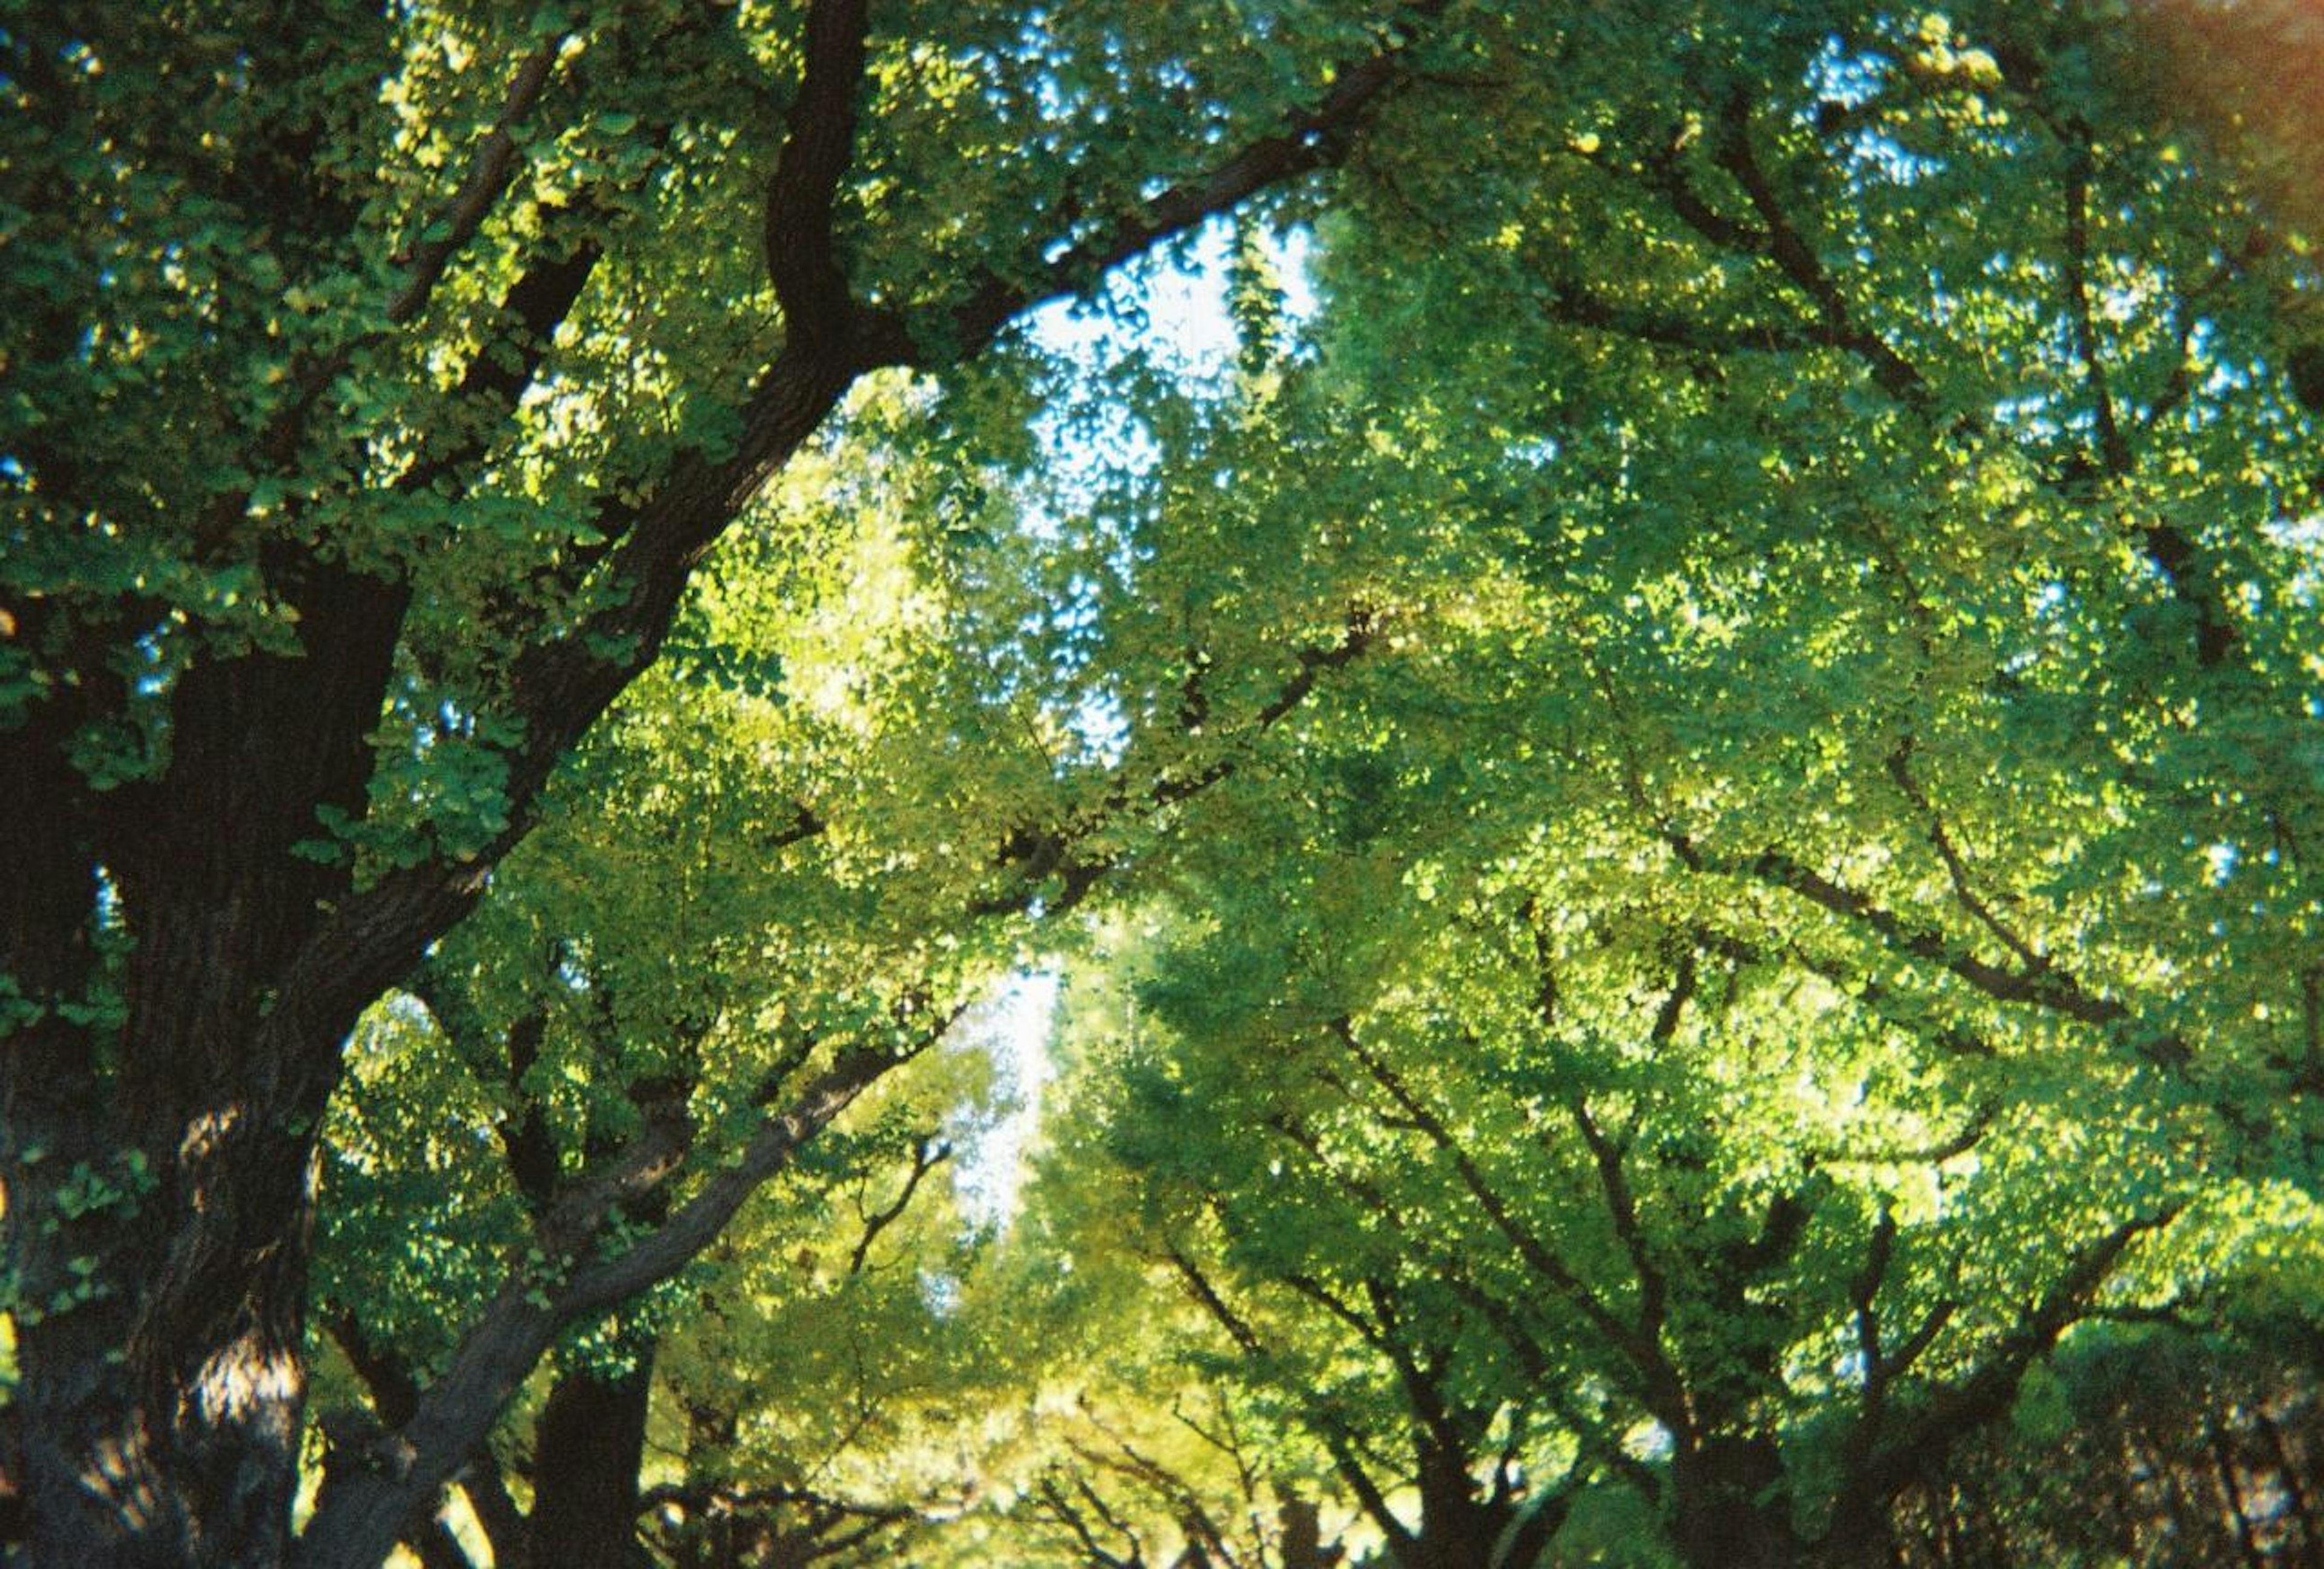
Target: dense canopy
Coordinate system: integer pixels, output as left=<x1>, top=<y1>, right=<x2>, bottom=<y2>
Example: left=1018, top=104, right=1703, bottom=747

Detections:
left=4, top=2, right=2323, bottom=1567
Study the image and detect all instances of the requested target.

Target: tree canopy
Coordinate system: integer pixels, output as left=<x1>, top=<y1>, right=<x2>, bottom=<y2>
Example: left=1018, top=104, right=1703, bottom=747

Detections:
left=5, top=2, right=2323, bottom=1568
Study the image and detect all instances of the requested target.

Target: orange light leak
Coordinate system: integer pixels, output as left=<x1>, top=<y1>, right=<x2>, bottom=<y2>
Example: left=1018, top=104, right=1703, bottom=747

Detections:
left=2142, top=0, right=2324, bottom=232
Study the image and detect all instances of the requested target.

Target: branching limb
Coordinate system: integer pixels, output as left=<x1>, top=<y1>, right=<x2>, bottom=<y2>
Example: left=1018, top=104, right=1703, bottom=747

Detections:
left=763, top=0, right=875, bottom=354
left=931, top=5, right=1450, bottom=364
left=1710, top=90, right=1934, bottom=409
left=291, top=1003, right=954, bottom=1569
left=846, top=1133, right=952, bottom=1275
left=1571, top=1096, right=1670, bottom=1354
left=1631, top=130, right=1771, bottom=256
left=1742, top=846, right=2190, bottom=1071
left=1165, top=1245, right=1415, bottom=1553
left=271, top=0, right=1422, bottom=1069
left=2016, top=94, right=2233, bottom=659
left=1165, top=1245, right=1268, bottom=1360
left=974, top=607, right=1378, bottom=916
left=266, top=39, right=573, bottom=443
left=1884, top=737, right=2046, bottom=975
left=1822, top=1205, right=2184, bottom=1548
left=1327, top=1020, right=1640, bottom=1370
left=391, top=42, right=571, bottom=326
left=1034, top=1473, right=1147, bottom=1569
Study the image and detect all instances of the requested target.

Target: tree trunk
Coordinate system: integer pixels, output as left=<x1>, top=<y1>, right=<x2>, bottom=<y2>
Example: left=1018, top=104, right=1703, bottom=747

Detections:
left=526, top=1352, right=657, bottom=1569
left=4, top=563, right=411, bottom=1568
left=0, top=7, right=1419, bottom=1557
left=1278, top=1495, right=1341, bottom=1569
left=1396, top=1444, right=1507, bottom=1569
left=1670, top=1435, right=1807, bottom=1569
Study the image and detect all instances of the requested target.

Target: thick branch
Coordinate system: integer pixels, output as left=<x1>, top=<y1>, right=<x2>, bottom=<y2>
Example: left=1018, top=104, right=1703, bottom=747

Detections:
left=390, top=44, right=568, bottom=326
left=763, top=0, right=873, bottom=353
left=1571, top=1097, right=1669, bottom=1351
left=1167, top=1245, right=1267, bottom=1360
left=933, top=8, right=1445, bottom=363
left=1743, top=847, right=2191, bottom=1071
left=277, top=6, right=1415, bottom=1070
left=1168, top=1243, right=1413, bottom=1550
left=1823, top=1206, right=2181, bottom=1545
left=1034, top=1475, right=1144, bottom=1569
left=973, top=608, right=1376, bottom=916
left=222, top=40, right=573, bottom=539
left=1539, top=275, right=1816, bottom=355
left=292, top=1033, right=928, bottom=1569
left=2056, top=120, right=2132, bottom=478
left=2038, top=101, right=2235, bottom=656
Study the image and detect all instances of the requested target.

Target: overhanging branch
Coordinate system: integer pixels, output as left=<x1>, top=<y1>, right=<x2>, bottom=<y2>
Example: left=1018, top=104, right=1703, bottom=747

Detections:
left=924, top=4, right=1449, bottom=365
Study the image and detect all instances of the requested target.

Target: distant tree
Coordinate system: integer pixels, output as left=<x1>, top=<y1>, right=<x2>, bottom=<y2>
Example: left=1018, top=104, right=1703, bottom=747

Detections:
left=1012, top=4, right=2324, bottom=1554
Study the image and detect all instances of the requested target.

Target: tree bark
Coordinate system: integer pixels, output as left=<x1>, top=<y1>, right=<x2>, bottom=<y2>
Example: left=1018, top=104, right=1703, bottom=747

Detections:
left=6, top=558, right=409, bottom=1568
left=526, top=1353, right=657, bottom=1569
left=1395, top=1442, right=1508, bottom=1569
left=1669, top=1435, right=1805, bottom=1569
left=1277, top=1496, right=1341, bottom=1569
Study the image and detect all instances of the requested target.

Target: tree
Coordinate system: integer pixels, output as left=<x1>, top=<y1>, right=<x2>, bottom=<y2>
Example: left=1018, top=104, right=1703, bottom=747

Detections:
left=1051, top=840, right=2254, bottom=1567
left=1296, top=0, right=2324, bottom=1122
left=11, top=2, right=2324, bottom=1565
left=1888, top=1311, right=2324, bottom=1566
left=1000, top=2, right=2324, bottom=1554
left=937, top=1101, right=1365, bottom=1569
left=0, top=2, right=1452, bottom=1562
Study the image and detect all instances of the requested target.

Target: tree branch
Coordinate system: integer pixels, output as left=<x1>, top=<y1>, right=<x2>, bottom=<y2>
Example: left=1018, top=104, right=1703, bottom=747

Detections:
left=1710, top=90, right=1933, bottom=409
left=1330, top=1020, right=1640, bottom=1367
left=292, top=1016, right=947, bottom=1569
left=215, top=38, right=576, bottom=553
left=973, top=607, right=1377, bottom=916
left=763, top=0, right=873, bottom=355
left=1571, top=1096, right=1669, bottom=1352
left=1742, top=846, right=2191, bottom=1071
left=2056, top=117, right=2132, bottom=478
left=930, top=6, right=1448, bottom=363
left=1537, top=274, right=1818, bottom=356
left=390, top=42, right=570, bottom=326
left=845, top=1133, right=951, bottom=1275
left=1824, top=1205, right=2183, bottom=1547
left=1884, top=737, right=2047, bottom=975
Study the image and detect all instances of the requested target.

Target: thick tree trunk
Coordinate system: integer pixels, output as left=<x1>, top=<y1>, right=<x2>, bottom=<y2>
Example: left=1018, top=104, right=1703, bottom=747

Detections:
left=526, top=1352, right=657, bottom=1569
left=1277, top=1496, right=1341, bottom=1569
left=4, top=564, right=409, bottom=1568
left=4, top=343, right=849, bottom=1569
left=1395, top=1446, right=1508, bottom=1569
left=1669, top=1436, right=1807, bottom=1569
left=0, top=5, right=1417, bottom=1559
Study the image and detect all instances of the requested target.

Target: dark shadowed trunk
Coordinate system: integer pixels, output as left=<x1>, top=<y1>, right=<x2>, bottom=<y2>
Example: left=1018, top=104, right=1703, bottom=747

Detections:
left=526, top=1352, right=658, bottom=1569
left=1400, top=1442, right=1507, bottom=1569
left=5, top=562, right=411, bottom=1569
left=1278, top=1496, right=1342, bottom=1569
left=0, top=2, right=1437, bottom=1561
left=1670, top=1435, right=1805, bottom=1569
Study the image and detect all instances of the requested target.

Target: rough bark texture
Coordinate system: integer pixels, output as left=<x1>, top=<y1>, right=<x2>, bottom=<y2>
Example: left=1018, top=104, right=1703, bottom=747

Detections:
left=5, top=557, right=412, bottom=1568
left=1277, top=1498, right=1341, bottom=1569
left=1669, top=1437, right=1804, bottom=1569
left=1400, top=1445, right=1508, bottom=1569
